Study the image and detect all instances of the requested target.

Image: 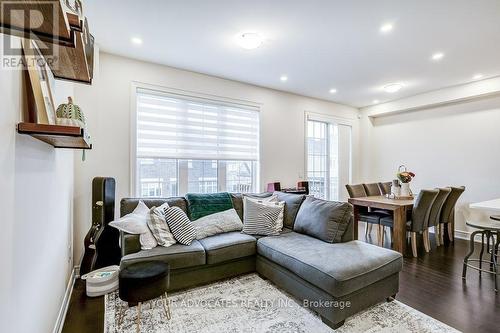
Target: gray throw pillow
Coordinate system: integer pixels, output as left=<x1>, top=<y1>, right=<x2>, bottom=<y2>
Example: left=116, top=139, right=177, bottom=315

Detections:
left=193, top=208, right=243, bottom=240
left=293, top=196, right=352, bottom=243
left=273, top=192, right=306, bottom=229
left=164, top=206, right=196, bottom=245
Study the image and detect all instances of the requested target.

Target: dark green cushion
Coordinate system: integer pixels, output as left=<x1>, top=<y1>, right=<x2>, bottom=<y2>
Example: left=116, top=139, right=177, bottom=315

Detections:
left=185, top=192, right=234, bottom=221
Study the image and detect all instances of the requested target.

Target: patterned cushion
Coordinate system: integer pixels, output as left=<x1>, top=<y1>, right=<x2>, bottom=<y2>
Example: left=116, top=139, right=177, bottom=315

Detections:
left=147, top=204, right=176, bottom=247
left=242, top=197, right=284, bottom=236
left=185, top=192, right=234, bottom=221
left=193, top=208, right=244, bottom=240
left=164, top=206, right=196, bottom=245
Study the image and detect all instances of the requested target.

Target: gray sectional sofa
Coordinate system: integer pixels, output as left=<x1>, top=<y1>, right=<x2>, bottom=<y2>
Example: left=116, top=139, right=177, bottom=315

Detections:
left=119, top=192, right=403, bottom=329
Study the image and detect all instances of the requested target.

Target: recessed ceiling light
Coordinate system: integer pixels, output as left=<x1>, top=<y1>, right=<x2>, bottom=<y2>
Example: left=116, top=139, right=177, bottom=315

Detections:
left=236, top=32, right=263, bottom=50
left=373, top=99, right=380, bottom=104
left=329, top=88, right=337, bottom=94
left=131, top=37, right=143, bottom=45
left=383, top=83, right=403, bottom=93
left=380, top=23, right=393, bottom=33
left=280, top=75, right=288, bottom=82
left=431, top=52, right=444, bottom=61
left=473, top=74, right=483, bottom=80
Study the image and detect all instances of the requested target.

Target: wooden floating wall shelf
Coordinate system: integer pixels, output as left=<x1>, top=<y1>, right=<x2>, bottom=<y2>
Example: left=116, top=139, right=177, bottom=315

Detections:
left=17, top=122, right=92, bottom=149
left=0, top=0, right=74, bottom=47
left=0, top=0, right=94, bottom=84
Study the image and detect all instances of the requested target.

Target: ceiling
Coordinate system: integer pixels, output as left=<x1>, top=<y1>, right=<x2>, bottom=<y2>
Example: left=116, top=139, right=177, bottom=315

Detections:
left=85, top=0, right=500, bottom=108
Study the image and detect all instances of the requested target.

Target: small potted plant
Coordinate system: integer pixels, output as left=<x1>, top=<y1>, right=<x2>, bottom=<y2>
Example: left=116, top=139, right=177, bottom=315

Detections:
left=397, top=165, right=415, bottom=197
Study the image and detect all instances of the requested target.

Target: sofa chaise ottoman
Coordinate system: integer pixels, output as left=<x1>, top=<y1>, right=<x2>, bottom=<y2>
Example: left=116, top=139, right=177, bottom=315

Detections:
left=119, top=192, right=403, bottom=329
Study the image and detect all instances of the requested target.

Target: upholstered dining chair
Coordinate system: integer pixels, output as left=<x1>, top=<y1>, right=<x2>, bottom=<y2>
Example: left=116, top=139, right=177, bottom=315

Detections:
left=427, top=188, right=451, bottom=247
left=346, top=184, right=385, bottom=242
left=380, top=189, right=438, bottom=257
left=363, top=183, right=382, bottom=196
left=364, top=183, right=392, bottom=240
left=439, top=186, right=466, bottom=243
left=378, top=182, right=392, bottom=195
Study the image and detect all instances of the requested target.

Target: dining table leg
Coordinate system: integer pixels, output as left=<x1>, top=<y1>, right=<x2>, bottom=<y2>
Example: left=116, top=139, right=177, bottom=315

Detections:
left=353, top=205, right=359, bottom=240
left=392, top=206, right=407, bottom=255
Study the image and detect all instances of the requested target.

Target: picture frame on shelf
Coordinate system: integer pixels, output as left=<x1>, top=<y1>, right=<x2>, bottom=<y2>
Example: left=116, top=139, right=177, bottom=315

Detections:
left=21, top=39, right=57, bottom=125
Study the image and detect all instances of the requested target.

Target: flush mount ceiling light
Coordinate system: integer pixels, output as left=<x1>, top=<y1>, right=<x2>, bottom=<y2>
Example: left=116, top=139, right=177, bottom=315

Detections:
left=329, top=88, right=337, bottom=94
left=236, top=32, right=263, bottom=50
left=473, top=73, right=483, bottom=80
left=131, top=37, right=143, bottom=45
left=373, top=99, right=380, bottom=104
left=280, top=75, right=288, bottom=82
left=380, top=23, right=393, bottom=33
left=383, top=83, right=403, bottom=93
left=431, top=52, right=444, bottom=61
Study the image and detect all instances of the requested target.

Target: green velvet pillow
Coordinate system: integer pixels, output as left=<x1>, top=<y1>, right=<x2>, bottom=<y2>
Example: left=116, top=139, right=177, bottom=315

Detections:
left=185, top=192, right=234, bottom=221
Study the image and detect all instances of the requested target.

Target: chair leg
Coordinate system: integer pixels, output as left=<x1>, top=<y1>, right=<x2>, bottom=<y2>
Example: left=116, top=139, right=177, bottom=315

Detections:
left=380, top=226, right=385, bottom=247
left=448, top=221, right=454, bottom=242
left=365, top=222, right=369, bottom=237
left=136, top=302, right=142, bottom=333
left=376, top=224, right=383, bottom=246
left=423, top=229, right=430, bottom=252
left=411, top=232, right=418, bottom=257
left=439, top=224, right=445, bottom=245
left=462, top=231, right=482, bottom=279
left=435, top=226, right=441, bottom=247
left=117, top=301, right=125, bottom=327
left=162, top=292, right=171, bottom=320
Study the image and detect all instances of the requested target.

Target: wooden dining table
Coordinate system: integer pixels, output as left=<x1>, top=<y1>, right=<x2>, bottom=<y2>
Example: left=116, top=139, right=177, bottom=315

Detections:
left=348, top=196, right=415, bottom=255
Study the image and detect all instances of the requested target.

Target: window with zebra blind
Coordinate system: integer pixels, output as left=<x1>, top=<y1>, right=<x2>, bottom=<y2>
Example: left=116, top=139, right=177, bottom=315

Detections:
left=134, top=87, right=260, bottom=197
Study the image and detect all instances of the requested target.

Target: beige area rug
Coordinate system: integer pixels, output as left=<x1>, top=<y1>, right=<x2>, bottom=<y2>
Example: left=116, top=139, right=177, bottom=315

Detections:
left=104, top=273, right=460, bottom=333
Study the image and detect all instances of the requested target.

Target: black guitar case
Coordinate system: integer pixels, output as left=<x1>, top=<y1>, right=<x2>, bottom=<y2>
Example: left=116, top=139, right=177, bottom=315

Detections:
left=80, top=177, right=120, bottom=275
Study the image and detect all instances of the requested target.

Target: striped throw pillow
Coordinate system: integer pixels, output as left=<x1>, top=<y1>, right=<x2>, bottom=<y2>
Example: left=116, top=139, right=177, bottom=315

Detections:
left=242, top=197, right=284, bottom=236
left=164, top=206, right=196, bottom=245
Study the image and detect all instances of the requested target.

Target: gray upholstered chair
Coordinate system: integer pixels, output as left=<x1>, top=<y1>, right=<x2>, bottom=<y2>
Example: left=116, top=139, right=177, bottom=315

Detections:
left=363, top=183, right=382, bottom=196
left=427, top=188, right=451, bottom=247
left=364, top=183, right=391, bottom=240
left=380, top=189, right=438, bottom=257
left=378, top=182, right=392, bottom=195
left=439, top=186, right=465, bottom=243
left=346, top=184, right=384, bottom=242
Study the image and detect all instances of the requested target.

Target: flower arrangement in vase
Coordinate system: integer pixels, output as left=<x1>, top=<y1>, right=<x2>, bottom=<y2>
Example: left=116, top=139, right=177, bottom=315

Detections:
left=397, top=165, right=415, bottom=197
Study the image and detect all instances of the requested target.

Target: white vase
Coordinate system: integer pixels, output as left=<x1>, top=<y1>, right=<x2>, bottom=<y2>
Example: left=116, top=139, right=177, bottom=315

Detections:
left=401, top=183, right=411, bottom=197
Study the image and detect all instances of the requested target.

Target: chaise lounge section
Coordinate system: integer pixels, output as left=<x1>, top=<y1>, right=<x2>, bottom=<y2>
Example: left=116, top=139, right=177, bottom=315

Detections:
left=119, top=192, right=403, bottom=329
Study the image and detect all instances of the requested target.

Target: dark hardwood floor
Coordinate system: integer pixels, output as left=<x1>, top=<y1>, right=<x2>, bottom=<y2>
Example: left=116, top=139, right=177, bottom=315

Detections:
left=62, top=228, right=499, bottom=333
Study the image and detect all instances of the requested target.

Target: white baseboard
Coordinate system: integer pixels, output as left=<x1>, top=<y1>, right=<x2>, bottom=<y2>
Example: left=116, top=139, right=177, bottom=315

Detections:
left=52, top=266, right=78, bottom=333
left=454, top=229, right=471, bottom=241
left=454, top=229, right=497, bottom=243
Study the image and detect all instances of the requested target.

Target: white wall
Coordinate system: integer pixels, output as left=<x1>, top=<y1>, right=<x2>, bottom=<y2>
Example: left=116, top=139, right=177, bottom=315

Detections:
left=0, top=39, right=75, bottom=333
left=359, top=95, right=500, bottom=235
left=73, top=52, right=360, bottom=263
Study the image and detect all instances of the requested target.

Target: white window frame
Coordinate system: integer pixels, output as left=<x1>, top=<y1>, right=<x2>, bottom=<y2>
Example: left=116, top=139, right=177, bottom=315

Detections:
left=304, top=111, right=353, bottom=200
left=130, top=81, right=262, bottom=196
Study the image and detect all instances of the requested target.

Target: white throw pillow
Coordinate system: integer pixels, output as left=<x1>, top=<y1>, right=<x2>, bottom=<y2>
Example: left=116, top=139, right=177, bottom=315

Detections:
left=109, top=201, right=158, bottom=250
left=242, top=197, right=285, bottom=236
left=193, top=208, right=243, bottom=240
